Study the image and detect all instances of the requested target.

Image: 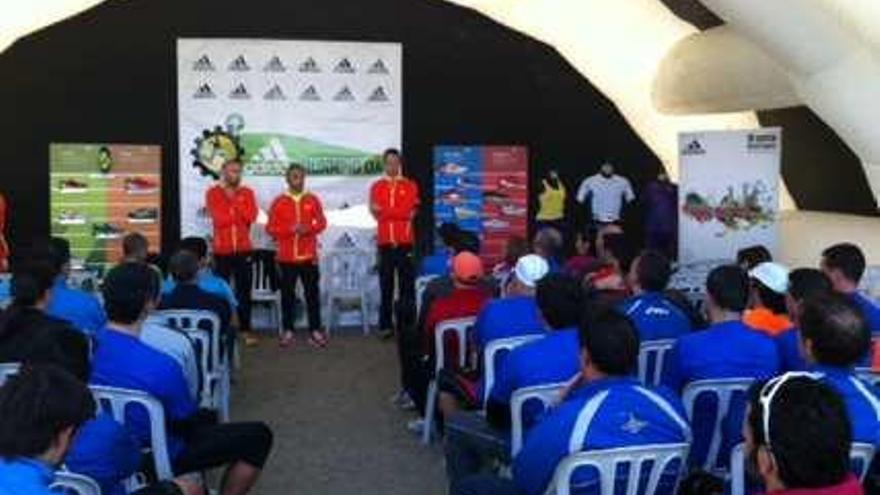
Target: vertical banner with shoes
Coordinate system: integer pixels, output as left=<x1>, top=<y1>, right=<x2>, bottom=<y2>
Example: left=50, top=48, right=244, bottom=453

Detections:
left=678, top=128, right=782, bottom=263
left=433, top=145, right=529, bottom=267
left=50, top=144, right=162, bottom=272
left=177, top=39, right=402, bottom=252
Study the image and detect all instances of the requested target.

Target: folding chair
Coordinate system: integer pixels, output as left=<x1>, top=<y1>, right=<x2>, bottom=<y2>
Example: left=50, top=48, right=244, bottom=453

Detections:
left=482, top=335, right=543, bottom=407
left=682, top=378, right=755, bottom=473
left=510, top=381, right=570, bottom=457
left=637, top=339, right=676, bottom=387
left=51, top=471, right=102, bottom=495
left=423, top=317, right=476, bottom=444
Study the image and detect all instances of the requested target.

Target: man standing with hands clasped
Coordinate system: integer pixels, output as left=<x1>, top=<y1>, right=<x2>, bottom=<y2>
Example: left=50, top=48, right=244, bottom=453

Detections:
left=370, top=149, right=420, bottom=339
left=267, top=163, right=328, bottom=349
left=205, top=160, right=259, bottom=346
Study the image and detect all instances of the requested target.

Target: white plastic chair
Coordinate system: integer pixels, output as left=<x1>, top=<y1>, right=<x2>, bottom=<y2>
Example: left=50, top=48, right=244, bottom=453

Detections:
left=89, top=385, right=174, bottom=483
left=730, top=442, right=875, bottom=495
left=324, top=248, right=372, bottom=335
left=422, top=317, right=477, bottom=444
left=637, top=340, right=676, bottom=387
left=51, top=471, right=102, bottom=495
left=0, top=362, right=20, bottom=386
left=415, top=274, right=438, bottom=316
left=482, top=335, right=543, bottom=407
left=682, top=378, right=755, bottom=473
left=510, top=381, right=570, bottom=456
left=251, top=256, right=283, bottom=335
left=153, top=309, right=229, bottom=421
left=545, top=443, right=690, bottom=495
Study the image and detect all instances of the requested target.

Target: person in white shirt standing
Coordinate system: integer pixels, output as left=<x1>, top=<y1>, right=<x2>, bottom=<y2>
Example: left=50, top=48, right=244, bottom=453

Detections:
left=576, top=162, right=635, bottom=240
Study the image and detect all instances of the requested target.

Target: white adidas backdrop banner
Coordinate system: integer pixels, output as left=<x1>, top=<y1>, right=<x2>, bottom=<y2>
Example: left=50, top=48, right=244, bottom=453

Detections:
left=678, top=128, right=782, bottom=263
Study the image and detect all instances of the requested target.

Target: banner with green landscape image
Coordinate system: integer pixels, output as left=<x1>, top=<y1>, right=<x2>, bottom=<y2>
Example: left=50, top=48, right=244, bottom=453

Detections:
left=50, top=144, right=161, bottom=273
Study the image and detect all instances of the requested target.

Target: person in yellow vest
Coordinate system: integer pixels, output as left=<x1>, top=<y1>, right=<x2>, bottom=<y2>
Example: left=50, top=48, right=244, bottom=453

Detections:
left=535, top=170, right=567, bottom=242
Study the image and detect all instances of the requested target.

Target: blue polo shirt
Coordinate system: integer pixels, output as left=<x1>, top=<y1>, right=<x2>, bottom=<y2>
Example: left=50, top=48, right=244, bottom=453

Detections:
left=65, top=413, right=141, bottom=495
left=852, top=293, right=880, bottom=335
left=162, top=269, right=238, bottom=312
left=0, top=457, right=54, bottom=495
left=813, top=365, right=880, bottom=448
left=46, top=277, right=107, bottom=335
left=490, top=328, right=580, bottom=426
left=513, top=377, right=689, bottom=495
left=474, top=296, right=545, bottom=351
left=776, top=328, right=807, bottom=372
left=90, top=328, right=198, bottom=459
left=618, top=292, right=692, bottom=341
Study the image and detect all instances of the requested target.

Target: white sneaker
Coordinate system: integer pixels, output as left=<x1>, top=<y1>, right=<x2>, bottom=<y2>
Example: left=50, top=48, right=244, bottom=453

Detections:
left=406, top=418, right=425, bottom=435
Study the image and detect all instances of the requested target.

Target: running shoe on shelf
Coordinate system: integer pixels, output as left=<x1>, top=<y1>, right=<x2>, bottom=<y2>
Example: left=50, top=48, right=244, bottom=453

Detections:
left=59, top=178, right=88, bottom=194
left=124, top=177, right=159, bottom=194
left=92, top=223, right=124, bottom=240
left=127, top=207, right=159, bottom=224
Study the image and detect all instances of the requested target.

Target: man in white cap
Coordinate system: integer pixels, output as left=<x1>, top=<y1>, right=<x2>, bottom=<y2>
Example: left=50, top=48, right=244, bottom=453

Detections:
left=744, top=261, right=794, bottom=336
left=575, top=162, right=635, bottom=238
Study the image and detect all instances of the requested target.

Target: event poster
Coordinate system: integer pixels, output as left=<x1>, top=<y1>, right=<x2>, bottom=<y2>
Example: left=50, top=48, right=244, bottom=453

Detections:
left=177, top=39, right=402, bottom=251
left=433, top=146, right=529, bottom=266
left=50, top=144, right=162, bottom=272
left=678, top=128, right=781, bottom=263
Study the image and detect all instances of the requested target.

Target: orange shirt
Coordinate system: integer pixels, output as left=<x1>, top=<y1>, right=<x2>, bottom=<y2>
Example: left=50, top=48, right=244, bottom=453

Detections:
left=370, top=176, right=420, bottom=247
left=266, top=191, right=327, bottom=264
left=743, top=307, right=793, bottom=336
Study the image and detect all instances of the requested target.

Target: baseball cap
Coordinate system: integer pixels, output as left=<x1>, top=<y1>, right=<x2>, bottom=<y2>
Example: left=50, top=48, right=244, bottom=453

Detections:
left=452, top=252, right=484, bottom=285
left=750, top=262, right=790, bottom=294
left=514, top=254, right=550, bottom=288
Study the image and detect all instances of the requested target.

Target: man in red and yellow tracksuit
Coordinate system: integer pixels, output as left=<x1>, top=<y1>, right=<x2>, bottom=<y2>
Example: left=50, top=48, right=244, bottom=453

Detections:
left=370, top=149, right=420, bottom=337
left=205, top=160, right=259, bottom=343
left=0, top=193, right=8, bottom=272
left=267, top=164, right=328, bottom=348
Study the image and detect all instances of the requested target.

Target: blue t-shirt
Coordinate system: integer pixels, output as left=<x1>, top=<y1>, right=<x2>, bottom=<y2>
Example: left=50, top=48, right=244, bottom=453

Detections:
left=65, top=413, right=141, bottom=495
left=46, top=277, right=107, bottom=335
left=513, top=377, right=689, bottom=495
left=852, top=293, right=880, bottom=335
left=490, top=328, right=580, bottom=425
left=776, top=328, right=807, bottom=372
left=419, top=253, right=451, bottom=277
left=474, top=296, right=545, bottom=351
left=90, top=328, right=198, bottom=458
left=162, top=269, right=238, bottom=311
left=813, top=365, right=880, bottom=448
left=0, top=457, right=54, bottom=495
left=618, top=292, right=692, bottom=342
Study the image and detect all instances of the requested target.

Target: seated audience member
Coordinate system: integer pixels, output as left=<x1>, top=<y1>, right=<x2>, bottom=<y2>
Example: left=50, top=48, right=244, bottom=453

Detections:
left=821, top=243, right=880, bottom=334
left=492, top=236, right=529, bottom=293
left=737, top=244, right=772, bottom=271
left=91, top=262, right=273, bottom=495
left=160, top=251, right=232, bottom=341
left=450, top=311, right=690, bottom=495
left=744, top=262, right=793, bottom=336
left=744, top=375, right=861, bottom=495
left=122, top=232, right=150, bottom=263
left=0, top=259, right=89, bottom=378
left=798, top=294, right=880, bottom=449
left=584, top=230, right=632, bottom=306
left=419, top=222, right=462, bottom=277
left=532, top=228, right=563, bottom=273
left=473, top=254, right=549, bottom=351
left=776, top=269, right=831, bottom=371
left=563, top=231, right=598, bottom=281
left=662, top=265, right=780, bottom=467
left=45, top=237, right=107, bottom=335
left=163, top=237, right=238, bottom=315
left=619, top=250, right=693, bottom=341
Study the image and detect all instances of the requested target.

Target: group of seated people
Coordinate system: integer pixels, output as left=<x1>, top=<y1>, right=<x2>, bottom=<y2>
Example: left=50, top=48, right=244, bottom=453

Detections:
left=407, top=222, right=880, bottom=495
left=0, top=234, right=274, bottom=495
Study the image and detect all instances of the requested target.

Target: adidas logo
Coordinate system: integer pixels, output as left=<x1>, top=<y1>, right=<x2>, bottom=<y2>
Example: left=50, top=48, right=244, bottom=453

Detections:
left=229, top=55, right=250, bottom=72
left=299, top=85, right=321, bottom=101
left=299, top=57, right=321, bottom=73
left=264, top=84, right=286, bottom=101
left=334, top=58, right=355, bottom=73
left=333, top=86, right=355, bottom=101
left=193, top=55, right=215, bottom=72
left=229, top=84, right=251, bottom=99
left=368, top=86, right=389, bottom=102
left=264, top=56, right=286, bottom=72
left=193, top=83, right=216, bottom=99
left=682, top=139, right=705, bottom=155
left=368, top=59, right=389, bottom=74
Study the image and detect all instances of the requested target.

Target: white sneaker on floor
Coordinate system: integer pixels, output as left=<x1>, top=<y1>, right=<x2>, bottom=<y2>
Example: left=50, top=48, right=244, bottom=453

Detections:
left=390, top=390, right=417, bottom=411
left=406, top=418, right=425, bottom=435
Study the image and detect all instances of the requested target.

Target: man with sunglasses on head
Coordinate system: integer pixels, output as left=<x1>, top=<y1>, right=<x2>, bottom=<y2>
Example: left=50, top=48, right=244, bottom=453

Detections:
left=744, top=374, right=862, bottom=495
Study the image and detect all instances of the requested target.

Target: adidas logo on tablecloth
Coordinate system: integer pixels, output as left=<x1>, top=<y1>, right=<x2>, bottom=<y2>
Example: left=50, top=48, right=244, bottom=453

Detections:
left=299, top=85, right=321, bottom=101
left=230, top=84, right=251, bottom=99
left=682, top=139, right=705, bottom=156
left=333, top=86, right=355, bottom=101
left=193, top=83, right=216, bottom=99
left=299, top=57, right=321, bottom=73
left=264, top=84, right=286, bottom=101
left=229, top=55, right=250, bottom=72
left=334, top=58, right=355, bottom=73
left=193, top=55, right=215, bottom=71
left=368, top=86, right=389, bottom=102
left=264, top=56, right=286, bottom=73
left=368, top=59, right=389, bottom=74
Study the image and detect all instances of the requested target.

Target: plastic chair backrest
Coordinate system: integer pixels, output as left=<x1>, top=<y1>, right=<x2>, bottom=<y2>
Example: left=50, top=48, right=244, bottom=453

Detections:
left=251, top=255, right=275, bottom=295
left=325, top=248, right=370, bottom=295
left=682, top=377, right=755, bottom=472
left=0, top=362, right=20, bottom=386
left=482, top=335, right=543, bottom=406
left=155, top=309, right=223, bottom=373
left=89, top=385, right=174, bottom=481
left=511, top=381, right=570, bottom=457
left=546, top=443, right=690, bottom=495
left=416, top=274, right=437, bottom=313
left=50, top=471, right=102, bottom=495
left=434, top=317, right=476, bottom=373
left=637, top=339, right=675, bottom=387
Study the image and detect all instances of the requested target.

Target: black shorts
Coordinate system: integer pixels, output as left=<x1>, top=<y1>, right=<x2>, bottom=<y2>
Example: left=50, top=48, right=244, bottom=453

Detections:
left=173, top=421, right=273, bottom=475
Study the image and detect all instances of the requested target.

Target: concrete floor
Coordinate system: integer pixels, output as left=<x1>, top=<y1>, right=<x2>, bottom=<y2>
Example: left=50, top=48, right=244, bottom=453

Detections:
left=230, top=333, right=447, bottom=495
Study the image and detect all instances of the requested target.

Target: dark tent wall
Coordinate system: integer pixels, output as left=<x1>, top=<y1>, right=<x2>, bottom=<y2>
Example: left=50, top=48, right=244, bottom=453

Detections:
left=0, top=0, right=666, bottom=255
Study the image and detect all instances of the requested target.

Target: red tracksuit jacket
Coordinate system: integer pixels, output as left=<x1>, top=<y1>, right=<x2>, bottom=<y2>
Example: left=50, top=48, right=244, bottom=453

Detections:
left=266, top=191, right=327, bottom=264
left=205, top=184, right=258, bottom=256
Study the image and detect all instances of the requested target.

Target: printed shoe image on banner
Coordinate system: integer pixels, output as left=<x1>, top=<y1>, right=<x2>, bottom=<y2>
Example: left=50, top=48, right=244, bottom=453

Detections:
left=124, top=177, right=159, bottom=195
left=127, top=207, right=159, bottom=224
